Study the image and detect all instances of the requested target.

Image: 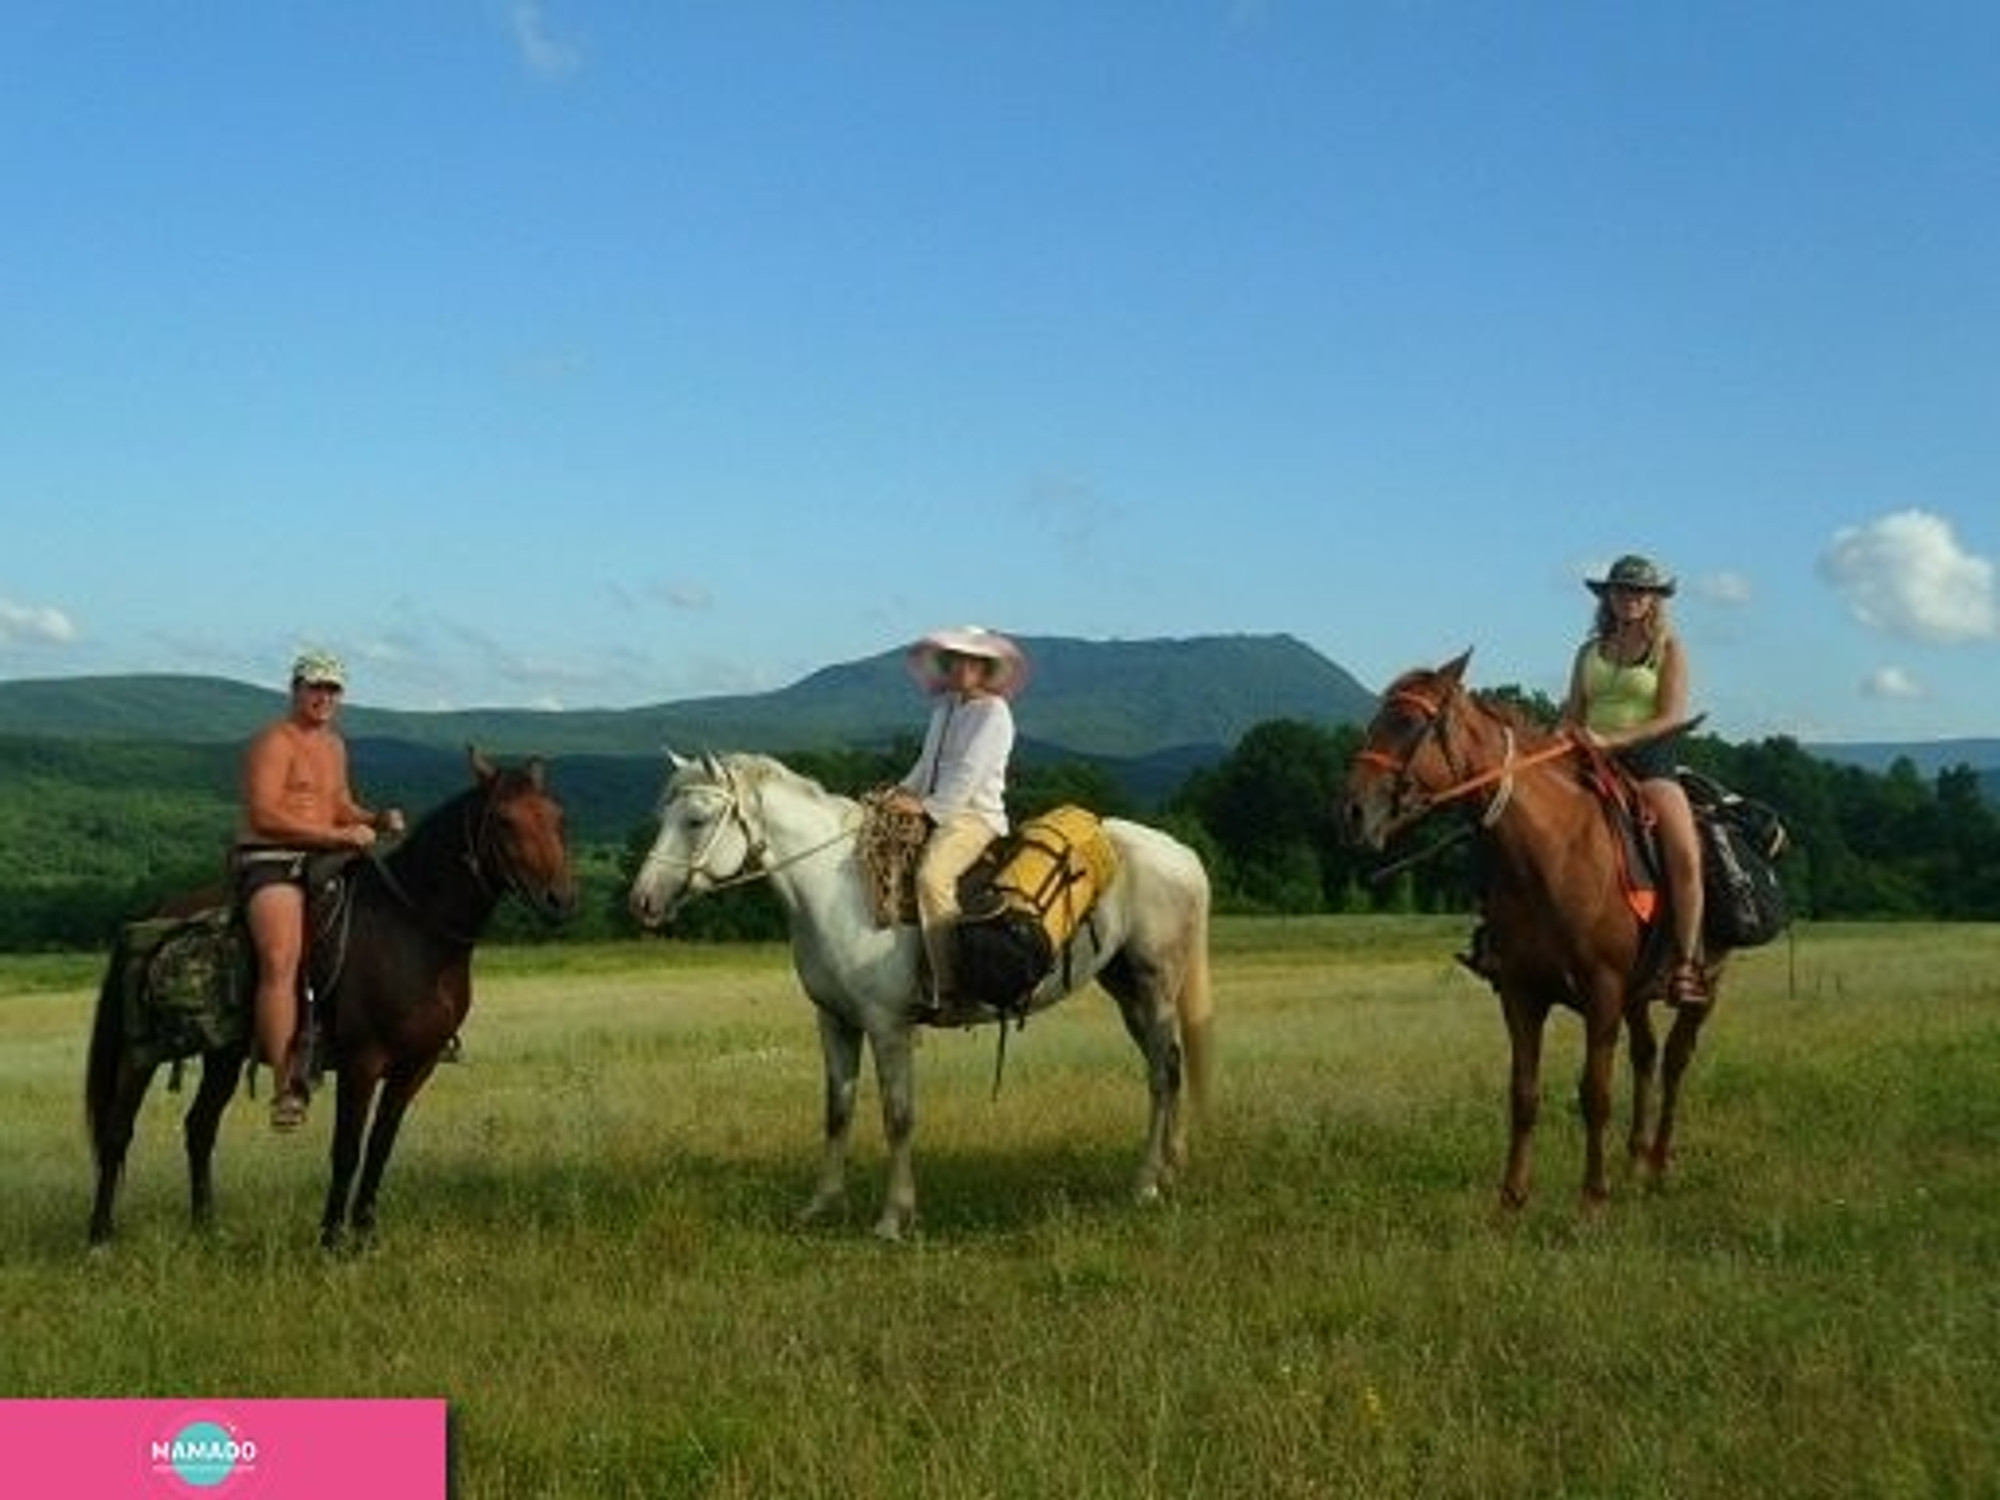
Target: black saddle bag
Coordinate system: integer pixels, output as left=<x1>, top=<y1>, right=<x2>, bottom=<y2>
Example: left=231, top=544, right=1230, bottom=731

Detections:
left=1681, top=771, right=1790, bottom=949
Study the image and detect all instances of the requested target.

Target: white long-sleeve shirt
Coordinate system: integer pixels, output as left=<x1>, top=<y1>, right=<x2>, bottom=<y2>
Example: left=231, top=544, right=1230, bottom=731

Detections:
left=900, top=692, right=1014, bottom=836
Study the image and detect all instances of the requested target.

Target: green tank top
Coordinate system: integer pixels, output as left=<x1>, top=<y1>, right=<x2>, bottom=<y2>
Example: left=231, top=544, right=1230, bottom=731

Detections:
left=1580, top=640, right=1663, bottom=732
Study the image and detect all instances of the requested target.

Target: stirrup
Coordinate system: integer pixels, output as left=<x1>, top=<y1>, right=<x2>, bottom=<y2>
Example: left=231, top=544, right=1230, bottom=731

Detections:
left=917, top=992, right=980, bottom=1028
left=1455, top=923, right=1499, bottom=984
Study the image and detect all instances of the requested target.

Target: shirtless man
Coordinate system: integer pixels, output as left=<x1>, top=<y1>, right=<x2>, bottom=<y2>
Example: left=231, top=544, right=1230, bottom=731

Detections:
left=235, top=649, right=404, bottom=1130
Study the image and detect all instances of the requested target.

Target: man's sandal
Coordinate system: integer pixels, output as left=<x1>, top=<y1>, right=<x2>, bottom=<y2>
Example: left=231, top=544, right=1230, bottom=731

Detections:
left=269, top=1091, right=309, bottom=1132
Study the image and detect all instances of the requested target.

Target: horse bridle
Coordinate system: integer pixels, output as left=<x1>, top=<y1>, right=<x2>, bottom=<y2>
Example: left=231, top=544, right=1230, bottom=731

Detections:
left=638, top=764, right=857, bottom=897
left=1354, top=678, right=1565, bottom=838
left=372, top=778, right=557, bottom=947
left=639, top=770, right=767, bottom=894
left=457, top=783, right=536, bottom=907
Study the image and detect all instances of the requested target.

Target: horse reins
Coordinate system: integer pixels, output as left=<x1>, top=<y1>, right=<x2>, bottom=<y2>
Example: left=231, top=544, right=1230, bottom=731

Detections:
left=638, top=771, right=860, bottom=896
left=1356, top=681, right=1578, bottom=839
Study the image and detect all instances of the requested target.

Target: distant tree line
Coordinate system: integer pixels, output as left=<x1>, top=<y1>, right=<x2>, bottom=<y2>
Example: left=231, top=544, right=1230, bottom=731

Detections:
left=1, top=711, right=1995, bottom=953
left=1166, top=715, right=2000, bottom=924
left=610, top=714, right=2000, bottom=943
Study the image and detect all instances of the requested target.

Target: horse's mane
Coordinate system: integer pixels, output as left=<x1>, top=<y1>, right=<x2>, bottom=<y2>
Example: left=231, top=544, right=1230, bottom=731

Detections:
left=687, top=751, right=857, bottom=810
left=397, top=781, right=477, bottom=848
left=1466, top=688, right=1566, bottom=748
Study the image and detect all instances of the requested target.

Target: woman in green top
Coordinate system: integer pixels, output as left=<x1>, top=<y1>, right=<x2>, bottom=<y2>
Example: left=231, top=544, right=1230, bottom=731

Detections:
left=1563, top=554, right=1709, bottom=1009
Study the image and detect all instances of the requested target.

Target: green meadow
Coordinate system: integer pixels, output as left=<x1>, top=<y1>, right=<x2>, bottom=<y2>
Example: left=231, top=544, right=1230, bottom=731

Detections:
left=3, top=918, right=1995, bottom=1498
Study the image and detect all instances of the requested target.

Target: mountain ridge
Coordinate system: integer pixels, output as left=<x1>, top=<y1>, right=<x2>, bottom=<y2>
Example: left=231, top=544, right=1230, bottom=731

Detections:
left=0, top=633, right=1378, bottom=761
left=2, top=634, right=1990, bottom=782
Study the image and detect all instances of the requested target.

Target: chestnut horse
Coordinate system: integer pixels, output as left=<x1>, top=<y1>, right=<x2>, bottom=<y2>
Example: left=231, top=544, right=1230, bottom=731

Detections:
left=86, top=748, right=577, bottom=1248
left=1341, top=651, right=1719, bottom=1210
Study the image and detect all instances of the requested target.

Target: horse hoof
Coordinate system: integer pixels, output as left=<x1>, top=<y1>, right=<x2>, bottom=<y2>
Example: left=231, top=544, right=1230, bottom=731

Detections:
left=795, top=1194, right=845, bottom=1228
left=872, top=1216, right=909, bottom=1244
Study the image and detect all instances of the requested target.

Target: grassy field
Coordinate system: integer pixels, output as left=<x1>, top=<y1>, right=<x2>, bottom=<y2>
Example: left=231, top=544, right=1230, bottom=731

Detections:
left=3, top=917, right=1996, bottom=1498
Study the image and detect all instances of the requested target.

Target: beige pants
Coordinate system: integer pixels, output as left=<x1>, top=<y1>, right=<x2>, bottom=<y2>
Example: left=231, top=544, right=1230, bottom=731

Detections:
left=915, top=811, right=997, bottom=998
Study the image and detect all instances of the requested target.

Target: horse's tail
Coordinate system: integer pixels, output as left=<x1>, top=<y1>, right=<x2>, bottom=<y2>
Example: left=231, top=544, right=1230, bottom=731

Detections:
left=84, top=943, right=131, bottom=1159
left=1176, top=883, right=1216, bottom=1117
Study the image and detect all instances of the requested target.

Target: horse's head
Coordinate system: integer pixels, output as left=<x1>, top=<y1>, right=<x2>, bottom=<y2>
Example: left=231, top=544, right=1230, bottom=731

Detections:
left=627, top=751, right=764, bottom=929
left=470, top=746, right=580, bottom=924
left=1340, top=649, right=1478, bottom=850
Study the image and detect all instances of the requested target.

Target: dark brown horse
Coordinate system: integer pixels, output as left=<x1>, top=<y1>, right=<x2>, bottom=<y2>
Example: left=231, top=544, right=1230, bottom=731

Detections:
left=86, top=747, right=577, bottom=1249
left=1340, top=651, right=1720, bottom=1210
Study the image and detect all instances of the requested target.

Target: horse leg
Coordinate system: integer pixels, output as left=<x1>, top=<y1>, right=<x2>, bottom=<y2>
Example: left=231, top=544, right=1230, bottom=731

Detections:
left=182, top=1048, right=245, bottom=1231
left=1649, top=1006, right=1709, bottom=1176
left=320, top=1063, right=381, bottom=1251
left=343, top=1061, right=437, bottom=1246
left=1111, top=971, right=1183, bottom=1203
left=799, top=1009, right=863, bottom=1228
left=1624, top=1004, right=1661, bottom=1173
left=1576, top=1006, right=1622, bottom=1208
left=1497, top=991, right=1546, bottom=1211
left=88, top=1061, right=154, bottom=1246
left=868, top=1026, right=920, bottom=1242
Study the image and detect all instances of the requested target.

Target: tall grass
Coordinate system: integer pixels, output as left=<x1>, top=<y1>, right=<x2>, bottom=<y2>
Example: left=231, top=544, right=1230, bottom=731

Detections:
left=4, top=919, right=1996, bottom=1497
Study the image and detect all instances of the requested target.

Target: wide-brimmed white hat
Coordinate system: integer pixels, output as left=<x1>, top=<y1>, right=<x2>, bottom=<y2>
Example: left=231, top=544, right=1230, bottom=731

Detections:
left=290, top=648, right=347, bottom=690
left=905, top=625, right=1028, bottom=697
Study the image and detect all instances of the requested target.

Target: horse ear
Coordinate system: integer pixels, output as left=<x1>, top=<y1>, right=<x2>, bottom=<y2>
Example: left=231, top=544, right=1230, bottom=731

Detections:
left=467, top=743, right=498, bottom=783
left=1440, top=648, right=1474, bottom=686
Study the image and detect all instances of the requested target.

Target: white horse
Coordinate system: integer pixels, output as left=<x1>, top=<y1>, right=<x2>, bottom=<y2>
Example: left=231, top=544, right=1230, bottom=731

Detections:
left=626, top=751, right=1215, bottom=1240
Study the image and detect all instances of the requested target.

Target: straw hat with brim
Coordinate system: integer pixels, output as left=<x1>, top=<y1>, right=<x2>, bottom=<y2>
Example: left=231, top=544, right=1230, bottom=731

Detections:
left=291, top=649, right=348, bottom=690
left=905, top=626, right=1028, bottom=697
left=1586, top=554, right=1677, bottom=598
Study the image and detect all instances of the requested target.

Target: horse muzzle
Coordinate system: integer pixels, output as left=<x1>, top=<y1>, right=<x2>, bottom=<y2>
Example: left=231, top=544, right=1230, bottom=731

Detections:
left=529, top=879, right=581, bottom=925
left=627, top=872, right=693, bottom=930
left=1340, top=780, right=1408, bottom=852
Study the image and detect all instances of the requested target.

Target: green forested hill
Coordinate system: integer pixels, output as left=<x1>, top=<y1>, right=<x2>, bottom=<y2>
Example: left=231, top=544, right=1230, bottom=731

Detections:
left=0, top=633, right=1378, bottom=758
left=0, top=738, right=241, bottom=886
left=0, top=630, right=1374, bottom=948
left=3, top=635, right=1994, bottom=950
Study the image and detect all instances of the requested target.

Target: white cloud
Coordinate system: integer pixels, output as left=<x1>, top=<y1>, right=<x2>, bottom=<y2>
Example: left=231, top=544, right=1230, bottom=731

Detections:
left=1818, top=509, right=1998, bottom=644
left=0, top=598, right=78, bottom=647
left=510, top=1, right=582, bottom=80
left=1698, top=570, right=1753, bottom=607
left=641, top=580, right=714, bottom=613
left=1863, top=665, right=1926, bottom=701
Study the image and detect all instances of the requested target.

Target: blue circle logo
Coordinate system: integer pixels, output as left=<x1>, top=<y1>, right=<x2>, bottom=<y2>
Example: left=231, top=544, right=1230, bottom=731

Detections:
left=153, top=1417, right=255, bottom=1490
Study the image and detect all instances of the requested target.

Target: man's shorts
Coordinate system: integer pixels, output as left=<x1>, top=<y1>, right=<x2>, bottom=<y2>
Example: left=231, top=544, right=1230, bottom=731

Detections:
left=231, top=847, right=311, bottom=904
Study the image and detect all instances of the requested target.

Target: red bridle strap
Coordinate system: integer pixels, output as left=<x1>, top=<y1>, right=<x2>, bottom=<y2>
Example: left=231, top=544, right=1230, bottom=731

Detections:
left=1355, top=683, right=1579, bottom=815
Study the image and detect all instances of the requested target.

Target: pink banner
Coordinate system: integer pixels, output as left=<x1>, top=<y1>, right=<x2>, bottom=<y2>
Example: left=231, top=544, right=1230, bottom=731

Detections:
left=0, top=1398, right=447, bottom=1498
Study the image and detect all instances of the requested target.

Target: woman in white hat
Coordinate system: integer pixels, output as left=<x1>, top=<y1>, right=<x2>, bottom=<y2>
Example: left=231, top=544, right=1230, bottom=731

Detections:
left=1562, top=554, right=1709, bottom=1008
left=885, top=626, right=1028, bottom=1022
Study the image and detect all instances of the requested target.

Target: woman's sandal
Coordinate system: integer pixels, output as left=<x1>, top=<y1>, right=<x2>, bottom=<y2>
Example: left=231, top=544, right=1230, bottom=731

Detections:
left=1667, top=960, right=1711, bottom=1010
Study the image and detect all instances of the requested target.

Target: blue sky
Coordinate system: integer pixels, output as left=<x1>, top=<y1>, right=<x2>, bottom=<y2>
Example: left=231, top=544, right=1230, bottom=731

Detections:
left=4, top=3, right=1996, bottom=744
